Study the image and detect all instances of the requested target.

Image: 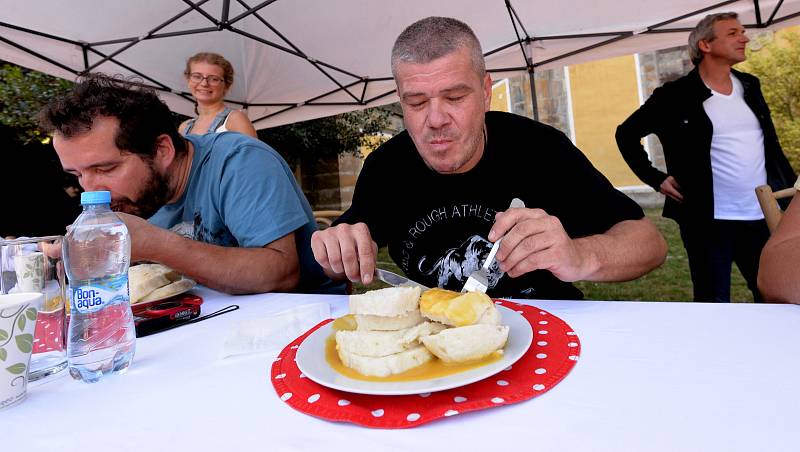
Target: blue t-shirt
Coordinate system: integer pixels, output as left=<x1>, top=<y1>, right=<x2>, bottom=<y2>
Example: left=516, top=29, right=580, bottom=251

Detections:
left=149, top=132, right=343, bottom=294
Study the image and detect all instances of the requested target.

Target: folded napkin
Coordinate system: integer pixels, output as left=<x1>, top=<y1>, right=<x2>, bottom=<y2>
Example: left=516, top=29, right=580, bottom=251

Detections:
left=222, top=303, right=331, bottom=358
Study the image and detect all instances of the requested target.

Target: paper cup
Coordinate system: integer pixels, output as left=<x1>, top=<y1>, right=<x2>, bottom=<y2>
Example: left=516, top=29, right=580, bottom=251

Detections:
left=0, top=292, right=41, bottom=410
left=1, top=237, right=67, bottom=382
left=13, top=252, right=45, bottom=293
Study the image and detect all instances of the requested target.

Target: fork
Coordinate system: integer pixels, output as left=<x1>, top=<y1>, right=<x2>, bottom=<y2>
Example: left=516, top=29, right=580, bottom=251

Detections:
left=461, top=198, right=526, bottom=293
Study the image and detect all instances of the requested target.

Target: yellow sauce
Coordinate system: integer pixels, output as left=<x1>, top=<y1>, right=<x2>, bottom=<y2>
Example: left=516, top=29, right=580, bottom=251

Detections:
left=325, top=335, right=503, bottom=382
left=331, top=314, right=358, bottom=331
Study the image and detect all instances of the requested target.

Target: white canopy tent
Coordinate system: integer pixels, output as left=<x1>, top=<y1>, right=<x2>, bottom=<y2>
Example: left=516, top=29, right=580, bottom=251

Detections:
left=2, top=0, right=799, bottom=129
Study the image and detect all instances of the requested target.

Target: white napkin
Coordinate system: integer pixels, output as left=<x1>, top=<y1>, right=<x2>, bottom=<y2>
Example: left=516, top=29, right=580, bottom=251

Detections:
left=221, top=302, right=330, bottom=358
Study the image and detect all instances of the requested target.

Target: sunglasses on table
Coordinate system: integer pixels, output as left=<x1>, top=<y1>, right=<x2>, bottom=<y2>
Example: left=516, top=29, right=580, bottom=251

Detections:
left=188, top=73, right=225, bottom=86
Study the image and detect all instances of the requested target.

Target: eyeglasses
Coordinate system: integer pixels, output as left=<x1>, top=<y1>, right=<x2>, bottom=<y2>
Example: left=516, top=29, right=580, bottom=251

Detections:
left=188, top=72, right=225, bottom=86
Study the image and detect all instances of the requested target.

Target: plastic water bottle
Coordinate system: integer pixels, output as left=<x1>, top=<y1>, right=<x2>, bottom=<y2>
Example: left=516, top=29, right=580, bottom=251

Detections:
left=64, top=191, right=136, bottom=383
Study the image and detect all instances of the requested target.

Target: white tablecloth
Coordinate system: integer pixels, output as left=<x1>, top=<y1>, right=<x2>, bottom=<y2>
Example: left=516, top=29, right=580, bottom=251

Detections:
left=3, top=288, right=799, bottom=452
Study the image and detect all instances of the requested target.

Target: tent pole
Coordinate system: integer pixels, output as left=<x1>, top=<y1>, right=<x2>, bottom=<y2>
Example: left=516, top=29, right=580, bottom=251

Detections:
left=525, top=38, right=539, bottom=122
left=528, top=66, right=539, bottom=121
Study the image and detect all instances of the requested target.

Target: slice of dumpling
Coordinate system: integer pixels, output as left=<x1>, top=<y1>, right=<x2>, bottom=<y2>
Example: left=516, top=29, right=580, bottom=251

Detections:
left=337, top=345, right=433, bottom=377
left=336, top=321, right=446, bottom=357
left=354, top=309, right=424, bottom=331
left=421, top=324, right=509, bottom=363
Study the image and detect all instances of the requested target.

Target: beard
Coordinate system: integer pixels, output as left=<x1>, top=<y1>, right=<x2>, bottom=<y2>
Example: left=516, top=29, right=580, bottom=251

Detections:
left=111, top=163, right=171, bottom=219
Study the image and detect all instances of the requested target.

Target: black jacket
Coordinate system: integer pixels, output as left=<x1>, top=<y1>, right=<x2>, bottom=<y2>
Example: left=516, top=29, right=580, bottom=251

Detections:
left=616, top=67, right=795, bottom=224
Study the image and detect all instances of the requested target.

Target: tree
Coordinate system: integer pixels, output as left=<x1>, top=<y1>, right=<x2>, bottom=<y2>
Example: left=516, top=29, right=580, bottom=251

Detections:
left=258, top=107, right=393, bottom=169
left=741, top=32, right=800, bottom=172
left=0, top=62, right=73, bottom=144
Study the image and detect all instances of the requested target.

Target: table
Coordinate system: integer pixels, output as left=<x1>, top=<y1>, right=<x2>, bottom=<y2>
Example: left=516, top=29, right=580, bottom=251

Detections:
left=3, top=288, right=799, bottom=452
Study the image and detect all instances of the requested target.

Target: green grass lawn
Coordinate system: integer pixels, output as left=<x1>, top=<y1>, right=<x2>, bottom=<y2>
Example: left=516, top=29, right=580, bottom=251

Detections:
left=354, top=209, right=754, bottom=302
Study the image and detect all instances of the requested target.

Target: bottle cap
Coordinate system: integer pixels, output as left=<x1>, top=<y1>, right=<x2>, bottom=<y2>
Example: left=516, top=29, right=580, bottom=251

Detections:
left=80, top=191, right=112, bottom=205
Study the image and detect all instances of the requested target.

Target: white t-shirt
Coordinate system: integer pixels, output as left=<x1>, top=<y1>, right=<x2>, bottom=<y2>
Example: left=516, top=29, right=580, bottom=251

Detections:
left=703, top=74, right=767, bottom=220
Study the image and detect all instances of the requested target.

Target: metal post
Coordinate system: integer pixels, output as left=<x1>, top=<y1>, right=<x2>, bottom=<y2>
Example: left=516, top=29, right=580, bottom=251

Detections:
left=525, top=40, right=539, bottom=122
left=528, top=66, right=539, bottom=121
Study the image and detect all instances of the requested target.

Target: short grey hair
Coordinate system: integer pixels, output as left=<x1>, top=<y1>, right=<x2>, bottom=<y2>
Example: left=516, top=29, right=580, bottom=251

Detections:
left=688, top=12, right=740, bottom=65
left=391, top=16, right=485, bottom=79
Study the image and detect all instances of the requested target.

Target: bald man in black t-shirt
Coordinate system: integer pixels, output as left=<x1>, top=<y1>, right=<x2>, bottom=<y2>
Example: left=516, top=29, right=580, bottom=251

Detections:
left=311, top=17, right=666, bottom=299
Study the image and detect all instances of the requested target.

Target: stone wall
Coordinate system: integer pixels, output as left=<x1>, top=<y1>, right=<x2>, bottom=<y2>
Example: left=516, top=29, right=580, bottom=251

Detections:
left=506, top=70, right=572, bottom=138
left=300, top=154, right=342, bottom=210
left=337, top=153, right=363, bottom=209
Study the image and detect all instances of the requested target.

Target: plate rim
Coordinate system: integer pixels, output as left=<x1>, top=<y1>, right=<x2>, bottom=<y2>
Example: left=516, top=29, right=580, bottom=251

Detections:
left=294, top=305, right=533, bottom=396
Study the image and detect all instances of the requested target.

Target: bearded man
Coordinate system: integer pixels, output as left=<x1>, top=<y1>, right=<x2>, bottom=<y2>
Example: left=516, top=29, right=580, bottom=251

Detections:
left=40, top=74, right=341, bottom=295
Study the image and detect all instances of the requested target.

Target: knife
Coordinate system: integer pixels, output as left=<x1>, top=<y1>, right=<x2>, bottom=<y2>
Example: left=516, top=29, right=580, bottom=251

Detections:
left=374, top=268, right=429, bottom=290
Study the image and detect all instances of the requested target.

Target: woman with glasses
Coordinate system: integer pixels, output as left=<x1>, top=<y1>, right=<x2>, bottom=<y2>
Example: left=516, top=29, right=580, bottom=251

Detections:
left=179, top=52, right=257, bottom=137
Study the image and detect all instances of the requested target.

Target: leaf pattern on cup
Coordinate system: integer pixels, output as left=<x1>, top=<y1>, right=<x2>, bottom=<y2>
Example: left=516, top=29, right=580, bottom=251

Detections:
left=6, top=363, right=26, bottom=375
left=15, top=334, right=33, bottom=354
left=0, top=302, right=37, bottom=379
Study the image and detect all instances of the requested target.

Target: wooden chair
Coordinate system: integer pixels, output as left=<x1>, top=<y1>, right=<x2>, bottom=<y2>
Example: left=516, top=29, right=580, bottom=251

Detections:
left=312, top=210, right=344, bottom=229
left=755, top=185, right=796, bottom=233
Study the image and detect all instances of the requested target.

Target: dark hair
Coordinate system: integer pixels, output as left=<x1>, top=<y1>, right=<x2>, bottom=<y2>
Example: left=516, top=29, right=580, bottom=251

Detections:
left=184, top=52, right=234, bottom=87
left=688, top=12, right=740, bottom=65
left=391, top=16, right=485, bottom=79
left=38, top=73, right=186, bottom=158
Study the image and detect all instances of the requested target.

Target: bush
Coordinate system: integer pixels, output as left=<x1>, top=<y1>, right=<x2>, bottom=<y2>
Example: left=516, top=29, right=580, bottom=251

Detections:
left=740, top=32, right=800, bottom=172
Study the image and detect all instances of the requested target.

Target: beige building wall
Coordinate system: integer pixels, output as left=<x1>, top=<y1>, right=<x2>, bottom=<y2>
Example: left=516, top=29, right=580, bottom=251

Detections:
left=491, top=79, right=511, bottom=112
left=569, top=55, right=643, bottom=187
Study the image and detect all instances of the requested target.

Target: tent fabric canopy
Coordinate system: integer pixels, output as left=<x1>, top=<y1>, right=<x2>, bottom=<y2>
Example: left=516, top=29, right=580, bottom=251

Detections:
left=2, top=0, right=799, bottom=129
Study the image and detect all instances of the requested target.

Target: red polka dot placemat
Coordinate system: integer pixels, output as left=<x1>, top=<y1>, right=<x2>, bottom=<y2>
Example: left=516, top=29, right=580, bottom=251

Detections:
left=271, top=300, right=580, bottom=429
left=33, top=310, right=65, bottom=354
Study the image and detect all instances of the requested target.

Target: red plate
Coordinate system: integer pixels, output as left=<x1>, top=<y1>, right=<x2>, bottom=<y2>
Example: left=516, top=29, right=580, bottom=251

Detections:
left=133, top=294, right=203, bottom=337
left=131, top=293, right=202, bottom=315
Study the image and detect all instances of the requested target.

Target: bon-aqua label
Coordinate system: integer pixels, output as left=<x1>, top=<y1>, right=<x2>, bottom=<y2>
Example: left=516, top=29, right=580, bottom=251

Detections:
left=70, top=274, right=128, bottom=314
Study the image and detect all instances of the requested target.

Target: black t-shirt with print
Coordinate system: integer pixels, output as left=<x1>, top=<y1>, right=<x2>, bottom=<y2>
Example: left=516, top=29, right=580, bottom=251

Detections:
left=336, top=111, right=644, bottom=299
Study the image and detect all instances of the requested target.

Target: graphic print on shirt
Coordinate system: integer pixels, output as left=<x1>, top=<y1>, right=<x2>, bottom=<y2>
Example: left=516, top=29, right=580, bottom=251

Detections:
left=170, top=221, right=194, bottom=239
left=418, top=235, right=505, bottom=289
left=399, top=203, right=501, bottom=290
left=169, top=212, right=234, bottom=246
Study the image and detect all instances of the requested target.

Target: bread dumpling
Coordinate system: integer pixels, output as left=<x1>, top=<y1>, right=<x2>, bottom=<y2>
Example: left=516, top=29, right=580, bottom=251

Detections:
left=337, top=345, right=433, bottom=377
left=421, top=324, right=509, bottom=363
left=420, top=289, right=498, bottom=327
left=355, top=309, right=424, bottom=331
left=336, top=321, right=446, bottom=357
left=349, top=286, right=421, bottom=317
left=129, top=264, right=181, bottom=304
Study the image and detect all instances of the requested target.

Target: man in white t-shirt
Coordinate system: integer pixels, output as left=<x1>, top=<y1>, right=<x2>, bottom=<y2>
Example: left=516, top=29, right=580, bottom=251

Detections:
left=616, top=12, right=796, bottom=302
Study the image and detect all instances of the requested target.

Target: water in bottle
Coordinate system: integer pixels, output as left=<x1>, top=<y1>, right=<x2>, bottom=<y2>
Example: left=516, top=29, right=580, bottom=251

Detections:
left=64, top=191, right=136, bottom=383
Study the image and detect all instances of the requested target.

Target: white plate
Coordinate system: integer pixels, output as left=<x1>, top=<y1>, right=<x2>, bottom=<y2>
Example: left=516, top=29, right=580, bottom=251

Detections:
left=295, top=305, right=533, bottom=395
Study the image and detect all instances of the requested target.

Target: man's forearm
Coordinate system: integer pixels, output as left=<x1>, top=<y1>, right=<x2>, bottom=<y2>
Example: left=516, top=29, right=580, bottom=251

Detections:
left=758, top=197, right=800, bottom=303
left=616, top=117, right=668, bottom=190
left=573, top=218, right=667, bottom=282
left=758, top=242, right=800, bottom=303
left=138, top=229, right=300, bottom=294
